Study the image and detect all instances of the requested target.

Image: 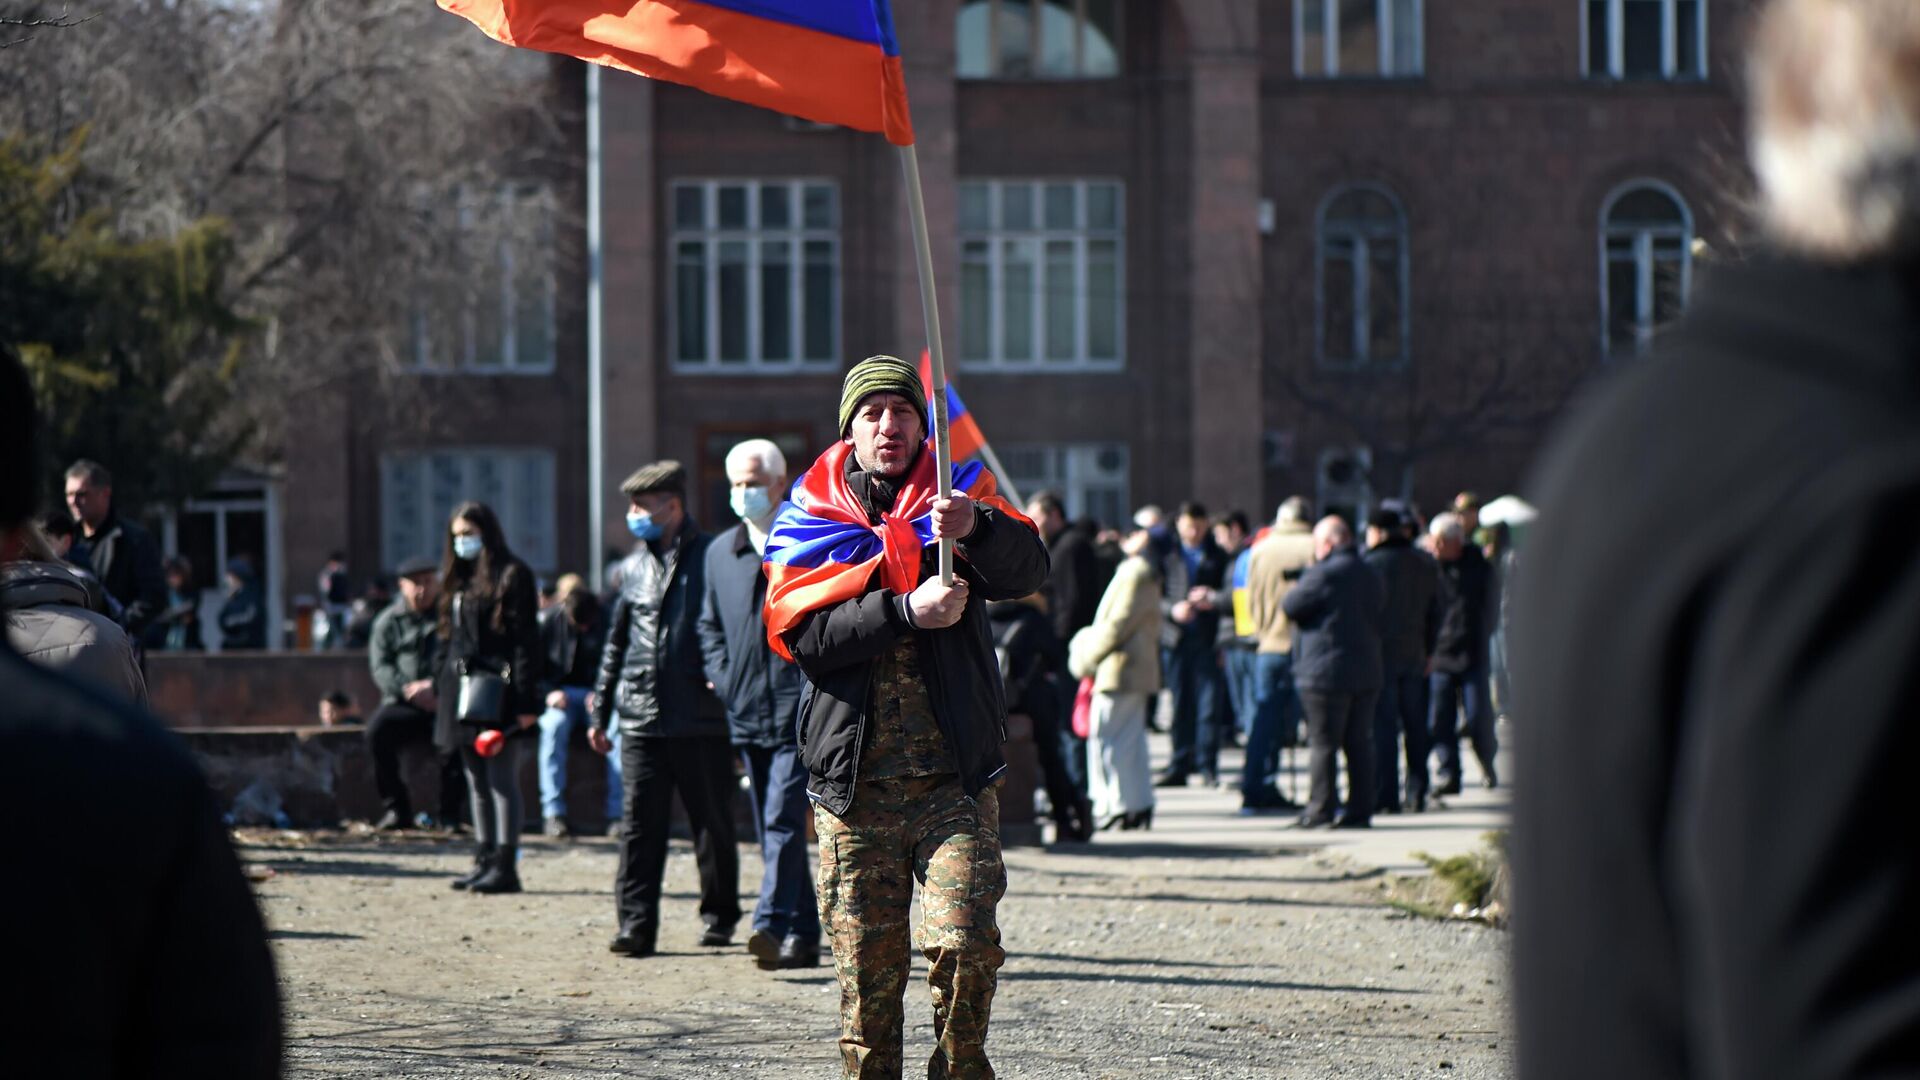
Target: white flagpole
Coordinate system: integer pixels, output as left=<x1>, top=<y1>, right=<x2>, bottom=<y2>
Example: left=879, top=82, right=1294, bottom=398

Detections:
left=898, top=143, right=955, bottom=586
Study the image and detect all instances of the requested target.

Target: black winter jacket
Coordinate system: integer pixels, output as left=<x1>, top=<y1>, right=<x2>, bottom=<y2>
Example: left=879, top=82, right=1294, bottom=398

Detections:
left=699, top=522, right=805, bottom=749
left=1364, top=538, right=1441, bottom=677
left=786, top=504, right=1050, bottom=817
left=1042, top=521, right=1101, bottom=642
left=434, top=557, right=545, bottom=749
left=82, top=513, right=167, bottom=637
left=988, top=600, right=1065, bottom=730
left=1281, top=546, right=1385, bottom=694
left=592, top=528, right=726, bottom=738
left=1431, top=546, right=1495, bottom=674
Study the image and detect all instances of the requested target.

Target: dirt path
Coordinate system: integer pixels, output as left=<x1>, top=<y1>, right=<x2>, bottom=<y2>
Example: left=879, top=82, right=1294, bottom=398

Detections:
left=249, top=828, right=1510, bottom=1079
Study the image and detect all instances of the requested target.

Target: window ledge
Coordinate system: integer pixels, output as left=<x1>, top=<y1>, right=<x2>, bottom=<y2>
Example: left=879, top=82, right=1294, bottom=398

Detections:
left=955, top=362, right=1126, bottom=374
left=670, top=362, right=843, bottom=377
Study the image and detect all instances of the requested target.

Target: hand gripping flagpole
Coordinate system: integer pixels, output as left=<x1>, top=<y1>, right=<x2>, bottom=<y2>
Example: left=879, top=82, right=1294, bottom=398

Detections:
left=898, top=143, right=955, bottom=587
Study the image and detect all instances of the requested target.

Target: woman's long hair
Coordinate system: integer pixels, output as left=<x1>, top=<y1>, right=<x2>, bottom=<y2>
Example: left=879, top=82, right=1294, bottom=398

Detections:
left=438, top=501, right=519, bottom=637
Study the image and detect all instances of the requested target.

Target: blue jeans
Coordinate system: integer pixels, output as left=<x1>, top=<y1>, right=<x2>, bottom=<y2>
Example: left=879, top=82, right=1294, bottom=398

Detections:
left=537, top=686, right=623, bottom=821
left=739, top=743, right=820, bottom=942
left=1165, top=643, right=1223, bottom=779
left=1241, top=652, right=1302, bottom=801
left=1223, top=646, right=1259, bottom=738
left=1374, top=673, right=1431, bottom=808
left=1428, top=665, right=1497, bottom=786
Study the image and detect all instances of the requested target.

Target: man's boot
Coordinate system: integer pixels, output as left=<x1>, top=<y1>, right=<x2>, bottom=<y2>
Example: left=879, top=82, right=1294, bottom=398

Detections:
left=450, top=844, right=495, bottom=891
left=469, top=846, right=523, bottom=894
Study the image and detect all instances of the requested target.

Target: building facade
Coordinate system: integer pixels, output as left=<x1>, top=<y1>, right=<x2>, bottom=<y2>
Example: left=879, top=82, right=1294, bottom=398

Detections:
left=274, top=0, right=1754, bottom=633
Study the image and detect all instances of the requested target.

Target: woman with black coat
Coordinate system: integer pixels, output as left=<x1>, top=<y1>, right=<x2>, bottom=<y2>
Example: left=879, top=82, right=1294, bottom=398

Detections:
left=435, top=502, right=544, bottom=894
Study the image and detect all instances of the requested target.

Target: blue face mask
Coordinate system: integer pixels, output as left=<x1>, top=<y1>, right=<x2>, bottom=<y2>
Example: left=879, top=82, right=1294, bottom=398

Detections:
left=626, top=510, right=661, bottom=542
left=452, top=535, right=483, bottom=561
left=730, top=485, right=773, bottom=522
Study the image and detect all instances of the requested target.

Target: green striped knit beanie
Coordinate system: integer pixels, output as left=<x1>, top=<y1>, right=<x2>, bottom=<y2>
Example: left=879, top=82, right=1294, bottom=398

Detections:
left=838, top=354, right=928, bottom=437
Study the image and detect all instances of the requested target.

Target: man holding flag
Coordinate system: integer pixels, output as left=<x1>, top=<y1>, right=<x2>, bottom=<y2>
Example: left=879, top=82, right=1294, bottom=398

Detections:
left=763, top=355, right=1048, bottom=1079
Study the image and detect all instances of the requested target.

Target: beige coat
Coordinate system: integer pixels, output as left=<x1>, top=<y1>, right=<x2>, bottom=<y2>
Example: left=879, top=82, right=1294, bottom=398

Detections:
left=1068, top=555, right=1162, bottom=695
left=1245, top=522, right=1317, bottom=655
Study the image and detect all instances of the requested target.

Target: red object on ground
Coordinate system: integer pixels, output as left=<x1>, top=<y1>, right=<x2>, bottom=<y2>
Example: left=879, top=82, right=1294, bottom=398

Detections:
left=473, top=729, right=505, bottom=758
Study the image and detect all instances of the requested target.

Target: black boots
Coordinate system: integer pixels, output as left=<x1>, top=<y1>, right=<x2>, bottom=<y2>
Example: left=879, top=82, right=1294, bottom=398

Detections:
left=468, top=846, right=523, bottom=894
left=450, top=844, right=496, bottom=891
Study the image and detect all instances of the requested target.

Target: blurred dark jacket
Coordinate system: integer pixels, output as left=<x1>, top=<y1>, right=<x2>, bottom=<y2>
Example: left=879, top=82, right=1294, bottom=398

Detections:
left=0, top=640, right=280, bottom=1077
left=699, top=522, right=804, bottom=749
left=1513, top=254, right=1920, bottom=1080
left=84, top=512, right=167, bottom=637
left=0, top=561, right=148, bottom=705
left=1364, top=538, right=1441, bottom=678
left=1280, top=546, right=1384, bottom=694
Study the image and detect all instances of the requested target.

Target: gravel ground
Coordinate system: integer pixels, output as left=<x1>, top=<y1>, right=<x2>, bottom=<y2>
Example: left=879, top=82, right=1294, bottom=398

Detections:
left=248, top=827, right=1511, bottom=1079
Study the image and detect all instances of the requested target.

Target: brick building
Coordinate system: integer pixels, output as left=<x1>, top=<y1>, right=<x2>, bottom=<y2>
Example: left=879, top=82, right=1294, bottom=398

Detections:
left=268, top=0, right=1753, bottom=643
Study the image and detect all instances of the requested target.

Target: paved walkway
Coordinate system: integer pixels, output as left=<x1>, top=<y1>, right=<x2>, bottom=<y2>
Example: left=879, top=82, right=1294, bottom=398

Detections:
left=1081, top=718, right=1513, bottom=875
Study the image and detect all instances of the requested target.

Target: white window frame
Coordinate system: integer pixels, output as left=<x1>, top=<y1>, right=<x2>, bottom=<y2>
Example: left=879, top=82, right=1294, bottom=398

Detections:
left=1315, top=183, right=1412, bottom=370
left=1599, top=180, right=1694, bottom=356
left=958, top=179, right=1126, bottom=372
left=1293, top=0, right=1425, bottom=79
left=997, top=443, right=1131, bottom=527
left=380, top=449, right=559, bottom=574
left=668, top=179, right=841, bottom=373
left=408, top=183, right=557, bottom=376
left=957, top=0, right=1123, bottom=81
left=1582, top=0, right=1708, bottom=80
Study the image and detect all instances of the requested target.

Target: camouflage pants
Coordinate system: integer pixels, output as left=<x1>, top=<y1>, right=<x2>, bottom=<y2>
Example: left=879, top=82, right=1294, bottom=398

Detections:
left=815, top=776, right=1006, bottom=1080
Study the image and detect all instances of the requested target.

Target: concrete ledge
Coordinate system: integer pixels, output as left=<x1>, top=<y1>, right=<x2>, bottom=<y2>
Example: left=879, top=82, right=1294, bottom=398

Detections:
left=150, top=651, right=380, bottom=729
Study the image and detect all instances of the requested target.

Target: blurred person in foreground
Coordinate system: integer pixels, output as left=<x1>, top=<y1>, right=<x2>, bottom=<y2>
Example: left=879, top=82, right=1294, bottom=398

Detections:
left=1, top=520, right=148, bottom=705
left=0, top=352, right=281, bottom=1076
left=1513, top=2, right=1920, bottom=1075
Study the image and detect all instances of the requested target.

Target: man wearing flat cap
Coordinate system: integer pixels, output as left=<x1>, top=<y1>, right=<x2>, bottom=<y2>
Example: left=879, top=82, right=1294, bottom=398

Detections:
left=763, top=355, right=1050, bottom=1079
left=589, top=460, right=740, bottom=957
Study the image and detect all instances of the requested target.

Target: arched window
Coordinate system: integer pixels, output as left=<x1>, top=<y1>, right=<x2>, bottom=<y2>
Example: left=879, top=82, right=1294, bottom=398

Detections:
left=1601, top=182, right=1693, bottom=355
left=957, top=0, right=1120, bottom=80
left=1317, top=186, right=1410, bottom=369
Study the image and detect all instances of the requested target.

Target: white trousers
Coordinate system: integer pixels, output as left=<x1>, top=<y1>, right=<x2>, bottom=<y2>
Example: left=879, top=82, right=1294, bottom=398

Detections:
left=1088, top=691, right=1155, bottom=823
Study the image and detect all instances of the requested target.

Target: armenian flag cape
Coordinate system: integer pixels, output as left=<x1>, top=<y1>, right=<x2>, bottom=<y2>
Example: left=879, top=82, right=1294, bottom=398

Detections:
left=437, top=0, right=914, bottom=145
left=762, top=440, right=1033, bottom=661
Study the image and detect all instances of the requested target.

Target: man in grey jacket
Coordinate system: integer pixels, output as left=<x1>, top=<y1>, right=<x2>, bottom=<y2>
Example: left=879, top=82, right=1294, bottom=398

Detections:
left=0, top=556, right=148, bottom=705
left=364, top=558, right=467, bottom=830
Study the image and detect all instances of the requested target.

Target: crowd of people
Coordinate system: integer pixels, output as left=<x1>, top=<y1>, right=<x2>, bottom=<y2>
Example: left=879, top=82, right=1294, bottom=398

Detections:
left=1018, top=487, right=1514, bottom=837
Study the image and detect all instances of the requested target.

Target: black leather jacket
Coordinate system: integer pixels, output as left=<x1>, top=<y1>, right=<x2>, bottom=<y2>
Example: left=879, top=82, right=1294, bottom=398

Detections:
left=787, top=505, right=1050, bottom=817
left=591, top=528, right=726, bottom=738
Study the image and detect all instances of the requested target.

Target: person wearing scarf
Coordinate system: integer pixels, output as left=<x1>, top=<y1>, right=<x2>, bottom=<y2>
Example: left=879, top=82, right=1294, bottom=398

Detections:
left=764, top=355, right=1049, bottom=1080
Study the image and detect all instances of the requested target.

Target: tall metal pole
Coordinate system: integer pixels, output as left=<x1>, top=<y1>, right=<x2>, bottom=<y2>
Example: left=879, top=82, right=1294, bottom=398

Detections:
left=586, top=63, right=606, bottom=589
left=897, top=143, right=954, bottom=586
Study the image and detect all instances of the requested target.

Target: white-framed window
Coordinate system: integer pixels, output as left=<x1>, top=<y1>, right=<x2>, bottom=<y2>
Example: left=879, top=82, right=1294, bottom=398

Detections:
left=957, top=0, right=1121, bottom=80
left=1316, top=185, right=1410, bottom=369
left=410, top=184, right=557, bottom=374
left=381, top=449, right=557, bottom=574
left=1601, top=181, right=1693, bottom=355
left=959, top=179, right=1124, bottom=371
left=1296, top=0, right=1423, bottom=78
left=670, top=179, right=840, bottom=370
left=998, top=443, right=1131, bottom=530
left=1584, top=0, right=1706, bottom=80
